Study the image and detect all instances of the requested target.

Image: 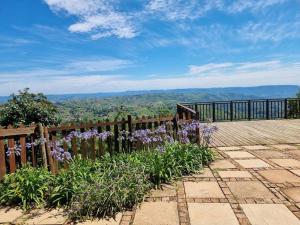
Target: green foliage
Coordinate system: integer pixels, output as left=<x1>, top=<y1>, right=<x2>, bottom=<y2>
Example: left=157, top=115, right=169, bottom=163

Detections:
left=69, top=155, right=151, bottom=219
left=48, top=159, right=101, bottom=207
left=0, top=88, right=59, bottom=126
left=0, top=143, right=214, bottom=220
left=0, top=166, right=53, bottom=210
left=297, top=90, right=300, bottom=98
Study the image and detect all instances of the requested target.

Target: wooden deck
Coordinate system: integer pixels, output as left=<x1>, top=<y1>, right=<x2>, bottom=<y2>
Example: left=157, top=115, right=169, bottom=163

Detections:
left=212, top=119, right=300, bottom=147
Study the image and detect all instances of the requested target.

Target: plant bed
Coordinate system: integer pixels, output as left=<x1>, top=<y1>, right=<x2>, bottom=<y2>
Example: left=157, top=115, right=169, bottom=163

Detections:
left=0, top=142, right=214, bottom=221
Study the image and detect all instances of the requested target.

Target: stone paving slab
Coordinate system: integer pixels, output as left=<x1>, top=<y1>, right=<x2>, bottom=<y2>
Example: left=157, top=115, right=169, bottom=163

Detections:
left=227, top=181, right=275, bottom=199
left=291, top=170, right=300, bottom=177
left=192, top=168, right=214, bottom=178
left=0, top=207, right=24, bottom=223
left=77, top=214, right=122, bottom=225
left=218, top=170, right=252, bottom=178
left=259, top=169, right=300, bottom=183
left=133, top=202, right=179, bottom=225
left=188, top=203, right=239, bottom=225
left=235, top=159, right=271, bottom=168
left=23, top=209, right=67, bottom=225
left=289, top=150, right=300, bottom=158
left=184, top=181, right=225, bottom=198
left=217, top=146, right=242, bottom=151
left=224, top=151, right=255, bottom=159
left=271, top=159, right=300, bottom=168
left=149, top=184, right=177, bottom=198
left=210, top=160, right=236, bottom=170
left=272, top=144, right=298, bottom=150
left=282, top=187, right=300, bottom=202
left=254, top=150, right=287, bottom=158
left=241, top=204, right=300, bottom=225
left=243, top=145, right=270, bottom=150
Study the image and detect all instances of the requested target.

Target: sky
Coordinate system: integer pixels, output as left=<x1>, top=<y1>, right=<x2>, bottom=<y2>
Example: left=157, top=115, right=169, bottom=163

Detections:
left=0, top=0, right=300, bottom=95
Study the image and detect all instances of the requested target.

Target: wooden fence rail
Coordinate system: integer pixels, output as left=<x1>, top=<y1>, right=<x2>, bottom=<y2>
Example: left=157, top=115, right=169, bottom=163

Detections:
left=178, top=98, right=300, bottom=122
left=0, top=114, right=176, bottom=179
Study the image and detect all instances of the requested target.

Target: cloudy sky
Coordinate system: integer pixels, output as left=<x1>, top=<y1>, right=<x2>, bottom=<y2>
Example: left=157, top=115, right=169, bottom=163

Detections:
left=0, top=0, right=300, bottom=95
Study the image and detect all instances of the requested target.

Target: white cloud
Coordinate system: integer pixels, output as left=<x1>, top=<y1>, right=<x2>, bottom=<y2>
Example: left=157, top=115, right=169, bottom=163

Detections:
left=44, top=0, right=296, bottom=40
left=239, top=21, right=300, bottom=42
left=188, top=60, right=283, bottom=75
left=227, top=0, right=287, bottom=13
left=44, top=0, right=137, bottom=39
left=0, top=60, right=299, bottom=95
left=189, top=63, right=233, bottom=75
left=65, top=58, right=133, bottom=72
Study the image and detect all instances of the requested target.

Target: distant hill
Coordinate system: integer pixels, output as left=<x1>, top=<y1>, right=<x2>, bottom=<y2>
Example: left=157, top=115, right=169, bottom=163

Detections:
left=0, top=85, right=298, bottom=104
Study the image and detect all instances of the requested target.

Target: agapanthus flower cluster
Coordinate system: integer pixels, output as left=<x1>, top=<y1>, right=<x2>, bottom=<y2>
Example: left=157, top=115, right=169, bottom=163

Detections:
left=63, top=129, right=113, bottom=142
left=129, top=125, right=173, bottom=148
left=6, top=145, right=21, bottom=157
left=5, top=137, right=48, bottom=157
left=48, top=140, right=72, bottom=162
left=178, top=120, right=218, bottom=146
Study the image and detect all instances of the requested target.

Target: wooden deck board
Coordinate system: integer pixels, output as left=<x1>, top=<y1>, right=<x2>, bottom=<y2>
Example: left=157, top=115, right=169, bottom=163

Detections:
left=211, top=119, right=300, bottom=147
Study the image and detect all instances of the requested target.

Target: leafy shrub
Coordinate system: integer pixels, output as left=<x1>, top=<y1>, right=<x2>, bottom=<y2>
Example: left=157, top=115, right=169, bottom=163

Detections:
left=48, top=159, right=101, bottom=207
left=0, top=166, right=53, bottom=209
left=0, top=88, right=59, bottom=127
left=69, top=156, right=151, bottom=219
left=127, top=142, right=214, bottom=186
left=0, top=142, right=214, bottom=220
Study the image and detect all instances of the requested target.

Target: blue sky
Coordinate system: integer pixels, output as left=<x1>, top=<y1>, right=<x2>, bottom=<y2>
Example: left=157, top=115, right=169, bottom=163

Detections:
left=0, top=0, right=300, bottom=95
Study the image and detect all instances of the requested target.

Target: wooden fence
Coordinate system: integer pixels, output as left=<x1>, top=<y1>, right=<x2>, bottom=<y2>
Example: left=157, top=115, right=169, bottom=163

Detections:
left=177, top=98, right=300, bottom=122
left=0, top=115, right=176, bottom=179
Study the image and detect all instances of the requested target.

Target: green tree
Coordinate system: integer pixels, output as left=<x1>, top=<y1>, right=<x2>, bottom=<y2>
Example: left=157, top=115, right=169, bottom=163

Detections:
left=0, top=88, right=60, bottom=127
left=297, top=90, right=300, bottom=98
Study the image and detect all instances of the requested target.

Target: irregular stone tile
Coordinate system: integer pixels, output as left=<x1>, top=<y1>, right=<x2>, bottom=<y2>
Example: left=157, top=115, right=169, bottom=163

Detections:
left=291, top=169, right=300, bottom=177
left=218, top=146, right=242, bottom=151
left=133, top=202, right=179, bottom=225
left=24, top=209, right=67, bottom=225
left=270, top=159, right=300, bottom=168
left=0, top=208, right=24, bottom=223
left=149, top=184, right=176, bottom=197
left=241, top=204, right=300, bottom=225
left=224, top=151, right=255, bottom=159
left=188, top=203, right=239, bottom=225
left=288, top=150, right=300, bottom=158
left=254, top=150, right=286, bottom=158
left=210, top=160, right=236, bottom=170
left=259, top=169, right=300, bottom=183
left=282, top=187, right=300, bottom=202
left=218, top=170, right=252, bottom=178
left=77, top=214, right=122, bottom=225
left=243, top=145, right=270, bottom=150
left=193, top=168, right=214, bottom=178
left=235, top=159, right=271, bottom=168
left=271, top=144, right=298, bottom=150
left=184, top=181, right=225, bottom=198
left=227, top=181, right=275, bottom=199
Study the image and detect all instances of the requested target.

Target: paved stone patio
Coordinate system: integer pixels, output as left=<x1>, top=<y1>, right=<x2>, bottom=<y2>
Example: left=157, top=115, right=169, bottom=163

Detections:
left=1, top=144, right=300, bottom=225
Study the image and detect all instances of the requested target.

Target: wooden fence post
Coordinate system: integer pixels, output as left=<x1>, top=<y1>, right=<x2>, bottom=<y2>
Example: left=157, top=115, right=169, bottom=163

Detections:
left=0, top=136, right=6, bottom=179
left=38, top=123, right=48, bottom=169
left=44, top=127, right=55, bottom=174
left=127, top=115, right=132, bottom=152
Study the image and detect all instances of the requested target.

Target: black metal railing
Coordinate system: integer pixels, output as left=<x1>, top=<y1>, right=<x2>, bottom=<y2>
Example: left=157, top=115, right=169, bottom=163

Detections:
left=177, top=98, right=300, bottom=122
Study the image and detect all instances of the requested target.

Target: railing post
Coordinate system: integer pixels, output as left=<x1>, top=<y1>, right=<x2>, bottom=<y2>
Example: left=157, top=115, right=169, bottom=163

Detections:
left=284, top=98, right=288, bottom=119
left=248, top=100, right=251, bottom=120
left=266, top=100, right=270, bottom=120
left=230, top=101, right=233, bottom=121
left=212, top=102, right=216, bottom=122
